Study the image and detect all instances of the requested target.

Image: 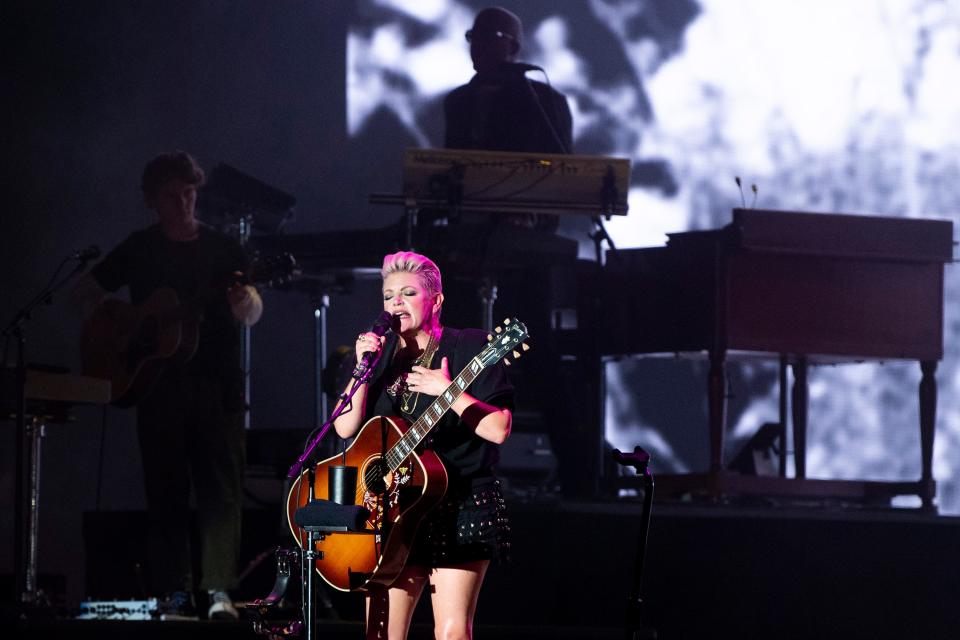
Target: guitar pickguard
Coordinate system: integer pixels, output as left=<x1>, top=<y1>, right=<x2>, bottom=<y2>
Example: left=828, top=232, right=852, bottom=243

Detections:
left=361, top=459, right=415, bottom=536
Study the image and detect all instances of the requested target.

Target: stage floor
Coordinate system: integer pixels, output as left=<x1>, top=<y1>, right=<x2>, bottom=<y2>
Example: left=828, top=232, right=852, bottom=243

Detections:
left=13, top=497, right=960, bottom=640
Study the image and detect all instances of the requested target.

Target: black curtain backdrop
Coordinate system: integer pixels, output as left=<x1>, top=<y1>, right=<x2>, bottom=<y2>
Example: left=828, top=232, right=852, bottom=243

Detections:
left=0, top=1, right=394, bottom=604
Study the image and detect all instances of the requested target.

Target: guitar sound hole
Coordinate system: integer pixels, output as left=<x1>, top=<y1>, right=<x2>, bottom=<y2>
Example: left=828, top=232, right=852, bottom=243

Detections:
left=364, top=459, right=388, bottom=495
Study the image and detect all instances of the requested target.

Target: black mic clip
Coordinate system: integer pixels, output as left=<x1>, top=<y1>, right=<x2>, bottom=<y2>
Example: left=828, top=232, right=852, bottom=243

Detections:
left=72, top=245, right=101, bottom=263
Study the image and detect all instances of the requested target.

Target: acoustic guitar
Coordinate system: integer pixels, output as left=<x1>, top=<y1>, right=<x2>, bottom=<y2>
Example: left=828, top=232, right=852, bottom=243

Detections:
left=286, top=318, right=528, bottom=592
left=81, top=253, right=295, bottom=407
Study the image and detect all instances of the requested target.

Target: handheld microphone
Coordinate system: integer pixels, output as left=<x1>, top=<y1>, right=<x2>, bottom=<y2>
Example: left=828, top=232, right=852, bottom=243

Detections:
left=352, top=310, right=394, bottom=380
left=72, top=245, right=101, bottom=261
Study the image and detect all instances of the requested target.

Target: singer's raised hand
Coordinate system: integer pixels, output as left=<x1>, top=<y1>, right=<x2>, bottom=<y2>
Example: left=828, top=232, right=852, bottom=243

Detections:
left=355, top=332, right=385, bottom=363
left=408, top=357, right=452, bottom=396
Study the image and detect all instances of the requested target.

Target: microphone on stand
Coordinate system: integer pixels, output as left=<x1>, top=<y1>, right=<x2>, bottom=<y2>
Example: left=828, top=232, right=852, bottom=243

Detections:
left=751, top=183, right=759, bottom=209
left=506, top=61, right=568, bottom=154
left=735, top=176, right=746, bottom=208
left=72, top=245, right=101, bottom=262
left=352, top=310, right=395, bottom=381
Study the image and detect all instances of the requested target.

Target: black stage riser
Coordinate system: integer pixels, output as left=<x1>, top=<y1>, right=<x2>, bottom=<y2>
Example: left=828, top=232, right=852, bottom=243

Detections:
left=76, top=503, right=960, bottom=640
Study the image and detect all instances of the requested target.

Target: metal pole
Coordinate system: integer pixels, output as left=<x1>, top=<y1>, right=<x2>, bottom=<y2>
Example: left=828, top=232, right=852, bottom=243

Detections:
left=24, top=417, right=45, bottom=605
left=778, top=354, right=788, bottom=477
left=313, top=295, right=330, bottom=427
left=239, top=214, right=253, bottom=429
left=479, top=281, right=498, bottom=333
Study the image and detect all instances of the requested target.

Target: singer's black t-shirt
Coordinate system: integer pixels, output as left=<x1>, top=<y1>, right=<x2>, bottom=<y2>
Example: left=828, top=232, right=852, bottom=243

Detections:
left=356, top=327, right=514, bottom=482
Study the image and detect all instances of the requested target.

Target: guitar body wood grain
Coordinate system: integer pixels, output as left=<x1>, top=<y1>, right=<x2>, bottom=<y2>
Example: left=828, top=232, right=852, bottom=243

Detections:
left=286, top=415, right=448, bottom=592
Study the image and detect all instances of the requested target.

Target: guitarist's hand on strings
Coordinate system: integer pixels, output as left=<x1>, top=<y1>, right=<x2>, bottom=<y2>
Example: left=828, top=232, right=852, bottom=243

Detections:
left=227, top=272, right=264, bottom=326
left=408, top=357, right=452, bottom=396
left=227, top=282, right=251, bottom=306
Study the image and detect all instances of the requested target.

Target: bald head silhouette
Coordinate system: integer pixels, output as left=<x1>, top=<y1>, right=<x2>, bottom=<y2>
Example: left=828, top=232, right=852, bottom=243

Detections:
left=468, top=6, right=523, bottom=73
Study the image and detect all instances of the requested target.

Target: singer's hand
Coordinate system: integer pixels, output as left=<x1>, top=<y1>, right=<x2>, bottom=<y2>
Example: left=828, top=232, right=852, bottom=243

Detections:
left=408, top=357, right=451, bottom=396
left=355, top=332, right=385, bottom=364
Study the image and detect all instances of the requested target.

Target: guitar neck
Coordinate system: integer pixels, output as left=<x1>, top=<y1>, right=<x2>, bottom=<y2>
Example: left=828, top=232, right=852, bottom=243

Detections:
left=384, top=357, right=484, bottom=472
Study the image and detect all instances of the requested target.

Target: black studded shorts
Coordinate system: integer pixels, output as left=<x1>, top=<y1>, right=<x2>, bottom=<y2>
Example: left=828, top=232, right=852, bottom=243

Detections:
left=407, top=476, right=511, bottom=568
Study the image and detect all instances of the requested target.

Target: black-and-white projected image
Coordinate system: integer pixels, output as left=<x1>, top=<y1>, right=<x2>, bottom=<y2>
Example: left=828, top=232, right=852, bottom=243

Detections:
left=347, top=0, right=960, bottom=514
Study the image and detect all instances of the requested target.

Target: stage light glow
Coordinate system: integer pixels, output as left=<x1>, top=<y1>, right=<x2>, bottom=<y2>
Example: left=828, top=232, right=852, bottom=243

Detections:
left=347, top=0, right=960, bottom=513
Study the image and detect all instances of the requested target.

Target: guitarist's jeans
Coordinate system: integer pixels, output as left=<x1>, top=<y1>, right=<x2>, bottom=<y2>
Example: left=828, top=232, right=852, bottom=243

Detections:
left=136, top=371, right=246, bottom=594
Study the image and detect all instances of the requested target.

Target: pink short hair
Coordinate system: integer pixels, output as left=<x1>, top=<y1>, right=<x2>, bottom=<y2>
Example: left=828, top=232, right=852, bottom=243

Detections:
left=381, top=251, right=443, bottom=296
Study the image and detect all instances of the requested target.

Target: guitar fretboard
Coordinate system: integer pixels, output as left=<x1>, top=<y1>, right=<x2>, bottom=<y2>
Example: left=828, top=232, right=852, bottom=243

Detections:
left=384, top=357, right=484, bottom=471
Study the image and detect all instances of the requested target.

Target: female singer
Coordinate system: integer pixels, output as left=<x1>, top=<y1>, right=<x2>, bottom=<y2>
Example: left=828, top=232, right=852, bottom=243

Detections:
left=334, top=251, right=513, bottom=640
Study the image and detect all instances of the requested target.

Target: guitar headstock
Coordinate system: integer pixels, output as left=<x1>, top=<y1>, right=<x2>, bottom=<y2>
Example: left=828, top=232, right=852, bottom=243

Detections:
left=481, top=318, right=530, bottom=368
left=247, top=252, right=299, bottom=288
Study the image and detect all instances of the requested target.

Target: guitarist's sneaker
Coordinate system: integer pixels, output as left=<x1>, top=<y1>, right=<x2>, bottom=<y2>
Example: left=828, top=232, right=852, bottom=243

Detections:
left=157, top=591, right=198, bottom=621
left=208, top=590, right=239, bottom=620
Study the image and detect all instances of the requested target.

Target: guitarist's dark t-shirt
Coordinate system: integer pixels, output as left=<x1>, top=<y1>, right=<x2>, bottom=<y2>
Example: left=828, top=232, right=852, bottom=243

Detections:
left=363, top=327, right=514, bottom=482
left=91, top=224, right=247, bottom=404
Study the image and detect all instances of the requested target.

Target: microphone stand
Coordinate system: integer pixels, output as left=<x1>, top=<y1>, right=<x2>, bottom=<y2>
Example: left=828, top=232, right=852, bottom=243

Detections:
left=590, top=215, right=617, bottom=267
left=516, top=68, right=569, bottom=155
left=612, top=446, right=657, bottom=640
left=284, top=341, right=386, bottom=639
left=287, top=349, right=383, bottom=480
left=3, top=255, right=93, bottom=612
left=591, top=166, right=621, bottom=266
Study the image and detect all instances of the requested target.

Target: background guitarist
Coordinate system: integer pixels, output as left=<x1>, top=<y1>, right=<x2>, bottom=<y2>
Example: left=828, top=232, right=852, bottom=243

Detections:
left=74, top=151, right=263, bottom=620
left=334, top=251, right=513, bottom=640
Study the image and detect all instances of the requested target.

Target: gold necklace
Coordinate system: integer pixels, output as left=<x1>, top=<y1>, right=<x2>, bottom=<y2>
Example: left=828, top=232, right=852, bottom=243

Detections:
left=387, top=328, right=440, bottom=415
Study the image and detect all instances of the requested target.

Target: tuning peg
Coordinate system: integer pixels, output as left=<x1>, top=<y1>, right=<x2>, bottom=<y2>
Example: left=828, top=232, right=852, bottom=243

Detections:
left=504, top=359, right=512, bottom=366
left=495, top=326, right=503, bottom=334
left=521, top=343, right=530, bottom=351
left=512, top=350, right=521, bottom=359
left=504, top=318, right=511, bottom=325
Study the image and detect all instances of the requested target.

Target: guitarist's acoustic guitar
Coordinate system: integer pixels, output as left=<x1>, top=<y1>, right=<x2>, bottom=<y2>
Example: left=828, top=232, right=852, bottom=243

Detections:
left=286, top=318, right=528, bottom=592
left=81, top=253, right=295, bottom=407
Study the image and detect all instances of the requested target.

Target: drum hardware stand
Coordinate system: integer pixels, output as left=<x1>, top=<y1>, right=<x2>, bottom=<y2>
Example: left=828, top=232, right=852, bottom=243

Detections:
left=612, top=446, right=657, bottom=640
left=248, top=547, right=301, bottom=639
